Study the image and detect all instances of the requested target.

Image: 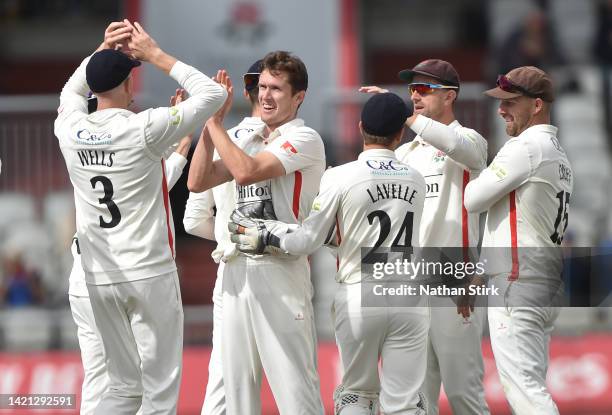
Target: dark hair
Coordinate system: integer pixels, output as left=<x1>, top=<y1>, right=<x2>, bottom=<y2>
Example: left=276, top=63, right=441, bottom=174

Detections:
left=247, top=87, right=258, bottom=105
left=262, top=51, right=308, bottom=94
left=362, top=129, right=403, bottom=146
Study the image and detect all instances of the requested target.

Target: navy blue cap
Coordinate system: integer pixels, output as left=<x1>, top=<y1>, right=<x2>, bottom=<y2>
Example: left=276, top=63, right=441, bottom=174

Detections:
left=243, top=59, right=263, bottom=92
left=361, top=93, right=409, bottom=137
left=86, top=49, right=141, bottom=93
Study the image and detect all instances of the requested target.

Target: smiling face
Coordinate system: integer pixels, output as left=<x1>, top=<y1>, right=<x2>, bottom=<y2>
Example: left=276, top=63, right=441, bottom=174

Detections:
left=258, top=69, right=305, bottom=132
left=409, top=75, right=456, bottom=121
left=498, top=96, right=539, bottom=137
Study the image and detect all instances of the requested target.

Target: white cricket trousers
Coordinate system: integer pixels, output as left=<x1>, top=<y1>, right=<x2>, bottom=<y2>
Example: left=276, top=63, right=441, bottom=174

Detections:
left=88, top=271, right=184, bottom=415
left=488, top=305, right=560, bottom=414
left=424, top=298, right=489, bottom=415
left=69, top=295, right=109, bottom=415
left=333, top=283, right=429, bottom=414
left=201, top=262, right=226, bottom=415
left=221, top=255, right=324, bottom=415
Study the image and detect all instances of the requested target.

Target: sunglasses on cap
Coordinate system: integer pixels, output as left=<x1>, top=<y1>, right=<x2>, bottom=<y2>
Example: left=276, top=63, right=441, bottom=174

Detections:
left=496, top=75, right=540, bottom=98
left=409, top=82, right=458, bottom=95
left=243, top=73, right=260, bottom=91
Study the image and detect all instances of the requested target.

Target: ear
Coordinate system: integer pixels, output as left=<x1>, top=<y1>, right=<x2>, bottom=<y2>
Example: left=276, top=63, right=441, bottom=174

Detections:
left=533, top=97, right=544, bottom=116
left=243, top=89, right=249, bottom=100
left=294, top=90, right=306, bottom=106
left=445, top=89, right=457, bottom=105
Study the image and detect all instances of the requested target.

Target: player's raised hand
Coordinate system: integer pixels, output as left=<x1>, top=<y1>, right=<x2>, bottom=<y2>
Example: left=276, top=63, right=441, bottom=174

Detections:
left=211, top=69, right=233, bottom=123
left=97, top=21, right=132, bottom=52
left=169, top=88, right=187, bottom=106
left=359, top=85, right=389, bottom=94
left=169, top=89, right=193, bottom=157
left=125, top=20, right=161, bottom=62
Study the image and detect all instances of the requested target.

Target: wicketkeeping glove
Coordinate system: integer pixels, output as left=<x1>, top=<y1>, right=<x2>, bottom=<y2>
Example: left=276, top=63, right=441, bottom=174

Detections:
left=228, top=210, right=286, bottom=255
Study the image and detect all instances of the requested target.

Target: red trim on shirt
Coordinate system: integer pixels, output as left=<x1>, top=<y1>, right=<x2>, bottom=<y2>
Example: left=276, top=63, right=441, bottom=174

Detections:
left=161, top=160, right=175, bottom=258
left=509, top=190, right=519, bottom=281
left=461, top=170, right=470, bottom=262
left=292, top=171, right=302, bottom=219
left=335, top=215, right=342, bottom=271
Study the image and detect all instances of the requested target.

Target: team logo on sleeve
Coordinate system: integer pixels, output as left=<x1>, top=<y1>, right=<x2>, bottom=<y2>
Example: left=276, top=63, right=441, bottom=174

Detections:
left=433, top=150, right=446, bottom=163
left=281, top=141, right=298, bottom=155
left=169, top=107, right=181, bottom=126
left=490, top=163, right=507, bottom=180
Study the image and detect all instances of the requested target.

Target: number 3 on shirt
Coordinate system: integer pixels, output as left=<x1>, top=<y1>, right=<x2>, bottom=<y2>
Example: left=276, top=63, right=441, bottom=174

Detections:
left=90, top=176, right=121, bottom=228
left=550, top=191, right=570, bottom=245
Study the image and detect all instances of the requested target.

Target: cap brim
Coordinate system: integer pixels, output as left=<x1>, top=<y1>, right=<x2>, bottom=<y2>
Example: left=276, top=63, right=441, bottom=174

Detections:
left=398, top=69, right=457, bottom=86
left=243, top=72, right=260, bottom=77
left=483, top=87, right=522, bottom=100
left=398, top=69, right=419, bottom=83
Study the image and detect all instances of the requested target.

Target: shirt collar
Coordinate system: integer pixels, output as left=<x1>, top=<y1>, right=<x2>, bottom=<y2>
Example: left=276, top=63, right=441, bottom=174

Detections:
left=358, top=148, right=397, bottom=160
left=254, top=118, right=304, bottom=143
left=520, top=124, right=558, bottom=137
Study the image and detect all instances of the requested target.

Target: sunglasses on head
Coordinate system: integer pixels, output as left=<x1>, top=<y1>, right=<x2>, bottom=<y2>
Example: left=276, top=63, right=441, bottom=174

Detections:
left=408, top=82, right=458, bottom=95
left=496, top=75, right=539, bottom=98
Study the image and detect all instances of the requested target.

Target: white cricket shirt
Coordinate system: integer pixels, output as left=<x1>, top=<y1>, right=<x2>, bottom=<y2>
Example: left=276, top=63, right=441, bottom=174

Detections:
left=183, top=117, right=265, bottom=262
left=465, top=124, right=573, bottom=280
left=231, top=118, right=326, bottom=261
left=280, top=149, right=426, bottom=284
left=395, top=116, right=487, bottom=249
left=69, top=152, right=188, bottom=296
left=55, top=56, right=227, bottom=284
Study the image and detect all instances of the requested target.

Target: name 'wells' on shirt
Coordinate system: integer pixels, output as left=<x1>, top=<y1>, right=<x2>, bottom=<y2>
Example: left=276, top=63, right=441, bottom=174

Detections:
left=76, top=149, right=116, bottom=167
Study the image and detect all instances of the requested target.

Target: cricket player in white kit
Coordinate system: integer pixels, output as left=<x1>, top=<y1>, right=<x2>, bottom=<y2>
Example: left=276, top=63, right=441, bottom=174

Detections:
left=187, top=51, right=324, bottom=414
left=54, top=21, right=226, bottom=414
left=231, top=92, right=429, bottom=415
left=362, top=59, right=490, bottom=414
left=70, top=138, right=189, bottom=415
left=465, top=66, right=572, bottom=415
left=183, top=60, right=264, bottom=415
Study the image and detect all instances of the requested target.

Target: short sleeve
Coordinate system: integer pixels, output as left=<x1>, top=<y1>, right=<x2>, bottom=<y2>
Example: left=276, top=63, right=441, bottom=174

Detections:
left=265, top=128, right=325, bottom=174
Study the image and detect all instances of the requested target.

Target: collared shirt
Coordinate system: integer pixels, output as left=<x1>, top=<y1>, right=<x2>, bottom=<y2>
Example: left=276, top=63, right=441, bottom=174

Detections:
left=183, top=117, right=265, bottom=262
left=69, top=152, right=188, bottom=296
left=279, top=148, right=426, bottom=284
left=55, top=56, right=226, bottom=284
left=395, top=115, right=487, bottom=248
left=235, top=117, right=326, bottom=224
left=465, top=124, right=573, bottom=280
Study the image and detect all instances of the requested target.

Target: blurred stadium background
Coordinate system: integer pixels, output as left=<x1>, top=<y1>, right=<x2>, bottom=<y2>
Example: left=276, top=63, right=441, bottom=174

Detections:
left=1, top=0, right=612, bottom=413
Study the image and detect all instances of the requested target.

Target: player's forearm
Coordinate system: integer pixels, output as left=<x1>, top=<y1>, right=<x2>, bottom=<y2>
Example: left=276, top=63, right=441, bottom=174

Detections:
left=174, top=137, right=191, bottom=158
left=148, top=48, right=178, bottom=74
left=464, top=170, right=515, bottom=213
left=183, top=216, right=215, bottom=240
left=410, top=115, right=486, bottom=170
left=59, top=56, right=91, bottom=108
left=183, top=191, right=217, bottom=240
left=208, top=119, right=258, bottom=185
left=187, top=126, right=229, bottom=192
left=170, top=62, right=227, bottom=123
left=280, top=211, right=336, bottom=255
left=164, top=152, right=188, bottom=190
